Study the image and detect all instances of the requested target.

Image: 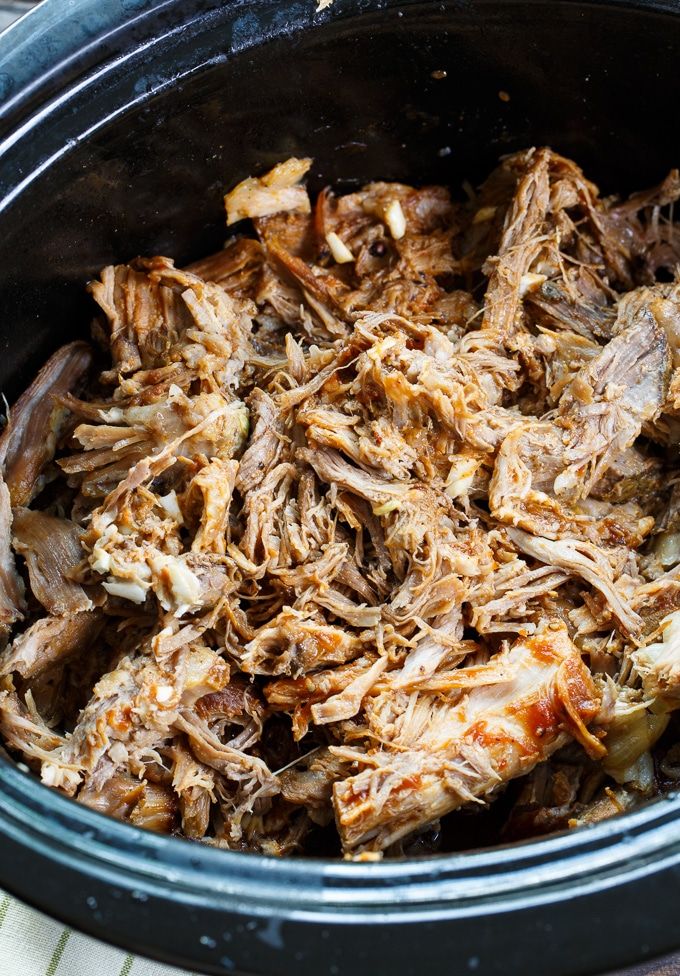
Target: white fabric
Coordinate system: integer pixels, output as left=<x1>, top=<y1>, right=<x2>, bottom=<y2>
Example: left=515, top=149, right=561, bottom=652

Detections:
left=0, top=892, right=196, bottom=976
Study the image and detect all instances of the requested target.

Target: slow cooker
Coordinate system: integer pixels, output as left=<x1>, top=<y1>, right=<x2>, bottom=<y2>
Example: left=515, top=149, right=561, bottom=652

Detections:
left=0, top=2, right=679, bottom=973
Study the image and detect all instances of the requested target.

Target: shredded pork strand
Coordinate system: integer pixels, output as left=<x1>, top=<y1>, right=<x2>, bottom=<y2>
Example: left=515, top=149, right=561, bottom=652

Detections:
left=3, top=147, right=680, bottom=857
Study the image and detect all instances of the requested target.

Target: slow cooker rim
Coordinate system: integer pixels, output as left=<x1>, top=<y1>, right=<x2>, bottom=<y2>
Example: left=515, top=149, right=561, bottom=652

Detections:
left=1, top=754, right=680, bottom=916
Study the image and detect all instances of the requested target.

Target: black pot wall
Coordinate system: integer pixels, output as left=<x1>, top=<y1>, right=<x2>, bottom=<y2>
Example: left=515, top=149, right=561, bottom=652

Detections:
left=1, top=2, right=680, bottom=975
left=1, top=0, right=680, bottom=401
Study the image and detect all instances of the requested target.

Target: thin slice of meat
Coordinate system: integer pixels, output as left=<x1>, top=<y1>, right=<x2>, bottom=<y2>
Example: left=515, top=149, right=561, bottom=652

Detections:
left=12, top=508, right=91, bottom=615
left=0, top=477, right=24, bottom=645
left=0, top=610, right=105, bottom=680
left=0, top=341, right=92, bottom=506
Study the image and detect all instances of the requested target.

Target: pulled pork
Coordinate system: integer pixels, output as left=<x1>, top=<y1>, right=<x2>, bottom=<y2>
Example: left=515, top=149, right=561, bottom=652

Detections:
left=3, top=148, right=680, bottom=857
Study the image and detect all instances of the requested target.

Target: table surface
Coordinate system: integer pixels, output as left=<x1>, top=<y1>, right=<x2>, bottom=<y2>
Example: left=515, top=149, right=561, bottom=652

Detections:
left=615, top=957, right=680, bottom=976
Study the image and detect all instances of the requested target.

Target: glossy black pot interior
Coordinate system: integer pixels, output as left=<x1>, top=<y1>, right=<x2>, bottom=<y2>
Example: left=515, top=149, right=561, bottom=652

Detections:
left=1, top=2, right=680, bottom=975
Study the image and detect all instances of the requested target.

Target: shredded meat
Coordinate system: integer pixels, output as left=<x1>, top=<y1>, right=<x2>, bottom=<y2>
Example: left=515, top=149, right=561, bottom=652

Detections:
left=3, top=147, right=680, bottom=857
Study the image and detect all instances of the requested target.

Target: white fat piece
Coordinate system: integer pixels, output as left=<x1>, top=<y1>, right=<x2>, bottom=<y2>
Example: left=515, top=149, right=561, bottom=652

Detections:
left=90, top=545, right=112, bottom=574
left=445, top=456, right=480, bottom=499
left=384, top=199, right=406, bottom=240
left=157, top=490, right=184, bottom=525
left=148, top=553, right=203, bottom=617
left=518, top=272, right=547, bottom=297
left=102, top=579, right=150, bottom=604
left=98, top=406, right=125, bottom=423
left=325, top=232, right=354, bottom=264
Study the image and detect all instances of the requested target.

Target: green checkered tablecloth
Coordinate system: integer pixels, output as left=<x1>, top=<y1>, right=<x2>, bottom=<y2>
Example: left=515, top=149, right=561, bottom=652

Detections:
left=0, top=892, right=196, bottom=976
left=1, top=885, right=680, bottom=976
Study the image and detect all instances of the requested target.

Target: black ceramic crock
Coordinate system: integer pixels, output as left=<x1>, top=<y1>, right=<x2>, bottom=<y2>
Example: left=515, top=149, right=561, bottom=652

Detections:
left=1, top=1, right=680, bottom=974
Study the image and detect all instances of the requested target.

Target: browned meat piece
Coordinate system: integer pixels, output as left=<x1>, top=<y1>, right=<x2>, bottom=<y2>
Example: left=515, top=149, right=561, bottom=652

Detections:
left=129, top=782, right=178, bottom=832
left=79, top=771, right=145, bottom=820
left=241, top=605, right=366, bottom=676
left=174, top=710, right=279, bottom=843
left=0, top=341, right=92, bottom=506
left=89, top=258, right=191, bottom=377
left=526, top=274, right=616, bottom=342
left=195, top=675, right=266, bottom=746
left=0, top=675, right=66, bottom=767
left=265, top=653, right=378, bottom=739
left=12, top=508, right=90, bottom=615
left=169, top=739, right=215, bottom=838
left=633, top=611, right=680, bottom=704
left=556, top=289, right=670, bottom=493
left=567, top=785, right=641, bottom=828
left=89, top=258, right=254, bottom=389
left=0, top=610, right=105, bottom=680
left=490, top=300, right=669, bottom=550
left=63, top=389, right=248, bottom=504
left=590, top=448, right=664, bottom=505
left=481, top=147, right=551, bottom=340
left=501, top=761, right=585, bottom=840
left=186, top=237, right=265, bottom=299
left=633, top=574, right=680, bottom=636
left=279, top=747, right=348, bottom=824
left=0, top=478, right=24, bottom=645
left=605, top=169, right=680, bottom=283
left=39, top=643, right=230, bottom=795
left=535, top=328, right=602, bottom=406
